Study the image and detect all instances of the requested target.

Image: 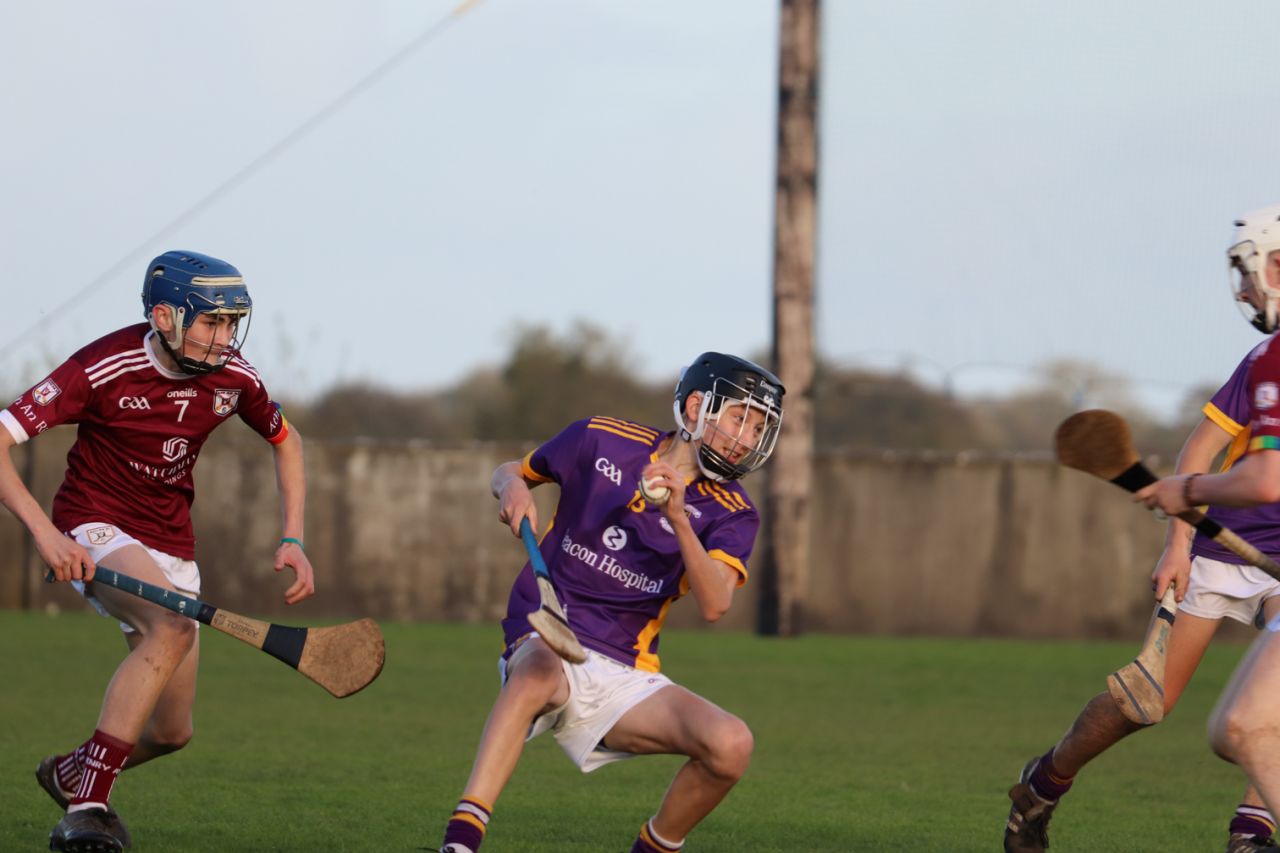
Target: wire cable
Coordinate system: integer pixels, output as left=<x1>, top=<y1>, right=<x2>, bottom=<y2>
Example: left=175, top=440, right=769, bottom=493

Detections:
left=0, top=0, right=486, bottom=365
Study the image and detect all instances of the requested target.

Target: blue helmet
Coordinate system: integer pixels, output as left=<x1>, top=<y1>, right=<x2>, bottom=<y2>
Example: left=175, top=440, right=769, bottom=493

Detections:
left=141, top=251, right=252, bottom=374
left=672, top=352, right=785, bottom=481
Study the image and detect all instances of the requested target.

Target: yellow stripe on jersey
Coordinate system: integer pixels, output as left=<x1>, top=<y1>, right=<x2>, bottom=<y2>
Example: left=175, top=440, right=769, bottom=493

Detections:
left=712, top=482, right=750, bottom=512
left=1202, top=402, right=1244, bottom=437
left=587, top=417, right=659, bottom=444
left=520, top=450, right=554, bottom=484
left=633, top=596, right=676, bottom=673
left=708, top=549, right=749, bottom=587
left=592, top=415, right=660, bottom=438
left=1223, top=427, right=1252, bottom=472
left=697, top=481, right=738, bottom=513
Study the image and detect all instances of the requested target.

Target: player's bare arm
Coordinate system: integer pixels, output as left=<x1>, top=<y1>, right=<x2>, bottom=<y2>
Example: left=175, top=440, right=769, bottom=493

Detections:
left=644, top=458, right=737, bottom=621
left=271, top=427, right=314, bottom=604
left=1137, top=450, right=1280, bottom=515
left=1151, top=415, right=1235, bottom=601
left=492, top=460, right=540, bottom=536
left=0, top=429, right=95, bottom=582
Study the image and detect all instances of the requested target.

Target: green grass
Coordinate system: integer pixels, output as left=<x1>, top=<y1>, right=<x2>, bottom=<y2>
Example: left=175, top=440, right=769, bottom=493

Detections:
left=0, top=610, right=1260, bottom=851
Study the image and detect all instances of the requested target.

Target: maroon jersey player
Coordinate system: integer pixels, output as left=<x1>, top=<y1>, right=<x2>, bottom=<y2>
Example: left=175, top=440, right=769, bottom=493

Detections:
left=0, top=251, right=314, bottom=852
left=435, top=353, right=784, bottom=853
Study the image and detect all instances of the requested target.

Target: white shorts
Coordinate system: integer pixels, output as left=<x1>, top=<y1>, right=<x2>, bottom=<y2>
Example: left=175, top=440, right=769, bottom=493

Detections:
left=68, top=522, right=201, bottom=634
left=500, top=637, right=673, bottom=773
left=1181, top=555, right=1280, bottom=628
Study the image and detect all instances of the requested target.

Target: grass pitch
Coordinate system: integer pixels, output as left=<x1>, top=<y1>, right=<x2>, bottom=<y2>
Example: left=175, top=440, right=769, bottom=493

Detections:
left=0, top=610, right=1258, bottom=851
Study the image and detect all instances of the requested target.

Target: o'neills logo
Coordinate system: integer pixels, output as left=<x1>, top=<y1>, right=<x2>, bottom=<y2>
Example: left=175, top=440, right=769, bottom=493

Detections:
left=561, top=531, right=663, bottom=594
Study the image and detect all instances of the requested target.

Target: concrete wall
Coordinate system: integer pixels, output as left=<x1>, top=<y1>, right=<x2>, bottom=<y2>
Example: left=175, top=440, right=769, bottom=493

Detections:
left=1, top=432, right=1184, bottom=639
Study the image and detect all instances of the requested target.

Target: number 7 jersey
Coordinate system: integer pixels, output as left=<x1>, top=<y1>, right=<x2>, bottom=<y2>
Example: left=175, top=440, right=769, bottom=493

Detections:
left=0, top=323, right=289, bottom=559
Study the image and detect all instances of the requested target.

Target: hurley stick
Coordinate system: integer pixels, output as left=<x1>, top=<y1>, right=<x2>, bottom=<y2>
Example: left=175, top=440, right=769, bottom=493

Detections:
left=1106, top=587, right=1177, bottom=725
left=1054, top=409, right=1280, bottom=580
left=53, top=567, right=385, bottom=698
left=1056, top=409, right=1280, bottom=723
left=519, top=518, right=587, bottom=664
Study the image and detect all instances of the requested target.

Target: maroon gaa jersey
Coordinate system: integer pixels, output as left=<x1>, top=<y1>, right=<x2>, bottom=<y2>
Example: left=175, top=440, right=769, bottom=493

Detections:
left=0, top=323, right=289, bottom=559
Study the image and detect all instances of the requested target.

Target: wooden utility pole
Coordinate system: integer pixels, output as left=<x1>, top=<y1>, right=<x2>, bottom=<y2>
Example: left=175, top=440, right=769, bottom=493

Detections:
left=760, top=0, right=819, bottom=636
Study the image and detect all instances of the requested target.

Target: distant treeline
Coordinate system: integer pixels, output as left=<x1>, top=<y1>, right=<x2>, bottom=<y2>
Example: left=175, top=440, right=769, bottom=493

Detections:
left=269, top=322, right=1210, bottom=463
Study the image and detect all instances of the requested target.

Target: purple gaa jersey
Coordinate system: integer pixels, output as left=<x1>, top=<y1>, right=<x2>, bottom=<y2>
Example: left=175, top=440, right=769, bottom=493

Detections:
left=1192, top=335, right=1280, bottom=562
left=501, top=416, right=760, bottom=672
left=0, top=324, right=288, bottom=559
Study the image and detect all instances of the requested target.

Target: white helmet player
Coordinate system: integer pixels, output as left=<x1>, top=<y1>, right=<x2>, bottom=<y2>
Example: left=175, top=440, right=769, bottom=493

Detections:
left=1228, top=204, right=1280, bottom=334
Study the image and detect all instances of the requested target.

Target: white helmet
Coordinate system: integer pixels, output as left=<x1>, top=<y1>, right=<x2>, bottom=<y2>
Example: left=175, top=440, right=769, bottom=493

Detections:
left=1228, top=204, right=1280, bottom=333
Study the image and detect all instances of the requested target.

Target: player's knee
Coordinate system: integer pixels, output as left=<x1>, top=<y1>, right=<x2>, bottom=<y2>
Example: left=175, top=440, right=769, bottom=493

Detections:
left=703, top=716, right=753, bottom=781
left=1209, top=704, right=1264, bottom=762
left=504, top=652, right=564, bottom=708
left=150, top=611, right=197, bottom=654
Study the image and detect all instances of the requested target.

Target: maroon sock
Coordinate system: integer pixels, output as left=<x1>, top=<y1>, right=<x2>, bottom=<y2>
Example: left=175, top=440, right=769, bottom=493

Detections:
left=54, top=745, right=87, bottom=796
left=68, top=730, right=134, bottom=811
left=1028, top=747, right=1073, bottom=802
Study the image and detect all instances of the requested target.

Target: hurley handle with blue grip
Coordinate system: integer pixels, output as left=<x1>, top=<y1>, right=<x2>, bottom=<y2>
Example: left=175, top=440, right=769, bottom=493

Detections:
left=518, top=517, right=586, bottom=663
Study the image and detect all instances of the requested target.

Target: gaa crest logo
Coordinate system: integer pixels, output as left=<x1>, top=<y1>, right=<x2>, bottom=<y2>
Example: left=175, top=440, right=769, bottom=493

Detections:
left=213, top=389, right=241, bottom=417
left=1256, top=382, right=1279, bottom=411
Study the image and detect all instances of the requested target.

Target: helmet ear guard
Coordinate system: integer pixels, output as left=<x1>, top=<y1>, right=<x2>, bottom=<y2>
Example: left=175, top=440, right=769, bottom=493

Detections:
left=142, top=250, right=252, bottom=374
left=672, top=352, right=786, bottom=481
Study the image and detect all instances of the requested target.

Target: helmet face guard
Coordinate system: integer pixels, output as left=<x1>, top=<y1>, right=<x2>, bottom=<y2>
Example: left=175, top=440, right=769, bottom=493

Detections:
left=672, top=353, right=786, bottom=481
left=1228, top=207, right=1280, bottom=335
left=142, top=251, right=253, bottom=374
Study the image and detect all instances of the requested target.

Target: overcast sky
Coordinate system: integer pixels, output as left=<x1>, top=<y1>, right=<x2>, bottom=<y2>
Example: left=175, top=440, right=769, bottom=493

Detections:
left=5, top=1, right=1280, bottom=420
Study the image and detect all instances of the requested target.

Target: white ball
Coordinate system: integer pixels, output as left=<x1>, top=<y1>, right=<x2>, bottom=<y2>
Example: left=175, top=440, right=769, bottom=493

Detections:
left=640, top=476, right=670, bottom=505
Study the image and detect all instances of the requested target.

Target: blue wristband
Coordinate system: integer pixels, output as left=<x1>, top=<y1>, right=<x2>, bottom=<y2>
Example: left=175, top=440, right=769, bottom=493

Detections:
left=280, top=537, right=304, bottom=550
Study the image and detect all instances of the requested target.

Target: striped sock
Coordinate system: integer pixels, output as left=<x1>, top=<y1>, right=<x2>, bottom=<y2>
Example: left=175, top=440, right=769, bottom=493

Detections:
left=1028, top=747, right=1073, bottom=802
left=441, top=796, right=492, bottom=853
left=1230, top=804, right=1276, bottom=839
left=630, top=818, right=683, bottom=853
left=54, top=745, right=88, bottom=797
left=67, top=730, right=133, bottom=813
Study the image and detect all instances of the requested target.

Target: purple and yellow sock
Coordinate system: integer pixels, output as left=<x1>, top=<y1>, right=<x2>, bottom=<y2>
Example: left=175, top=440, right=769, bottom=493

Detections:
left=1230, top=804, right=1276, bottom=839
left=630, top=818, right=683, bottom=853
left=1028, top=747, right=1074, bottom=802
left=441, top=796, right=492, bottom=853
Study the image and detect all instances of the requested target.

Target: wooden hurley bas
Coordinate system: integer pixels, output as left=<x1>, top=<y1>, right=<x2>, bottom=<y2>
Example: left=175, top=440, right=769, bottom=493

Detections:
left=63, top=567, right=385, bottom=698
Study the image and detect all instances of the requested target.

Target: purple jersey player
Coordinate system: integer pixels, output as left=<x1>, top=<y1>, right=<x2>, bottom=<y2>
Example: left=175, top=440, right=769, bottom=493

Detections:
left=1006, top=209, right=1280, bottom=853
left=435, top=353, right=785, bottom=853
left=0, top=251, right=314, bottom=852
left=1005, top=329, right=1280, bottom=853
left=1129, top=205, right=1280, bottom=846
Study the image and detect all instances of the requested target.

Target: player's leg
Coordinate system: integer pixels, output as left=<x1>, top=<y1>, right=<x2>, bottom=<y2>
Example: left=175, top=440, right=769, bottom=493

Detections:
left=1209, top=630, right=1280, bottom=813
left=601, top=685, right=753, bottom=852
left=124, top=628, right=199, bottom=768
left=1004, top=610, right=1223, bottom=852
left=47, top=542, right=194, bottom=851
left=1216, top=597, right=1280, bottom=853
left=439, top=638, right=569, bottom=853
